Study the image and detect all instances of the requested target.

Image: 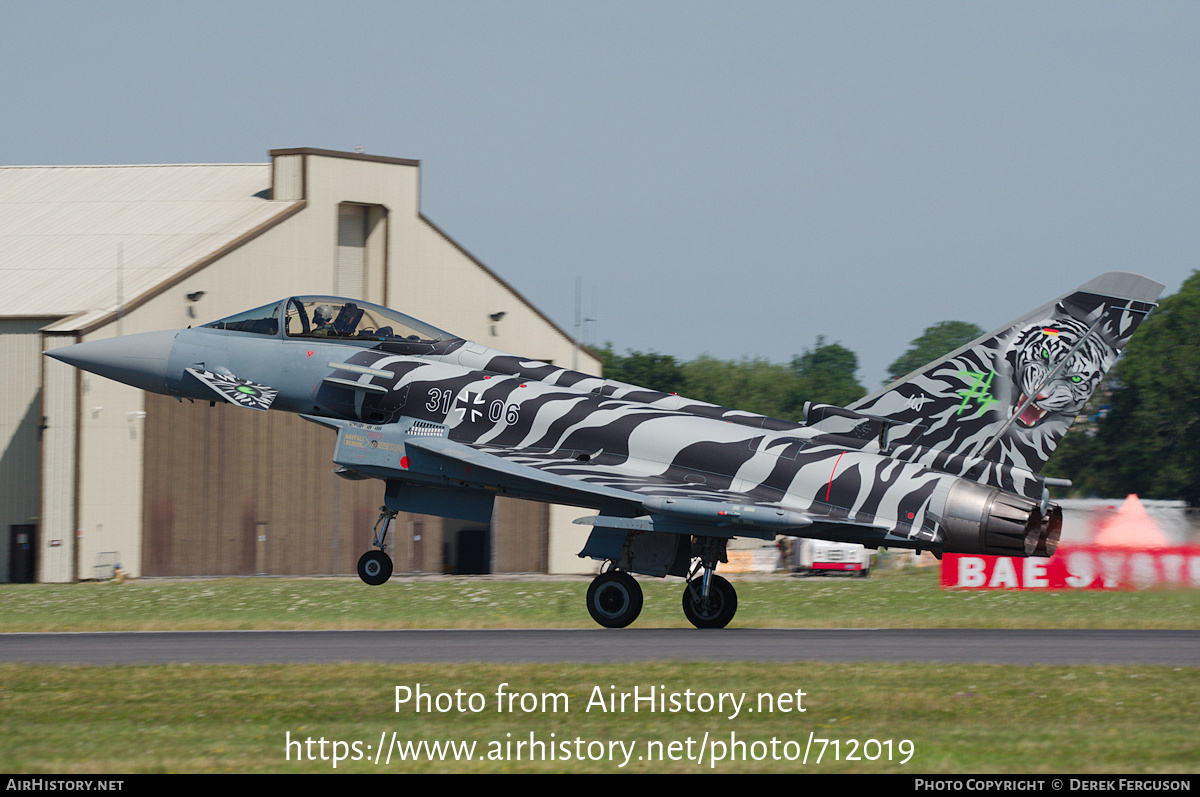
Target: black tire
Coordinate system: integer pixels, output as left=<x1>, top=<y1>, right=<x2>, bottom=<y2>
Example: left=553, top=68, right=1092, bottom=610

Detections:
left=357, top=550, right=393, bottom=586
left=586, top=571, right=643, bottom=628
left=681, top=574, right=737, bottom=629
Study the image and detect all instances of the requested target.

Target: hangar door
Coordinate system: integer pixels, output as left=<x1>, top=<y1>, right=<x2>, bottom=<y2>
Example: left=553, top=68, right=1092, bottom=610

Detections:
left=141, top=393, right=548, bottom=576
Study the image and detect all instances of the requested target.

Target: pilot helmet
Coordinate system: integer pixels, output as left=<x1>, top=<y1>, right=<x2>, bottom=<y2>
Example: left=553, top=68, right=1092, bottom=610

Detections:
left=314, top=304, right=333, bottom=324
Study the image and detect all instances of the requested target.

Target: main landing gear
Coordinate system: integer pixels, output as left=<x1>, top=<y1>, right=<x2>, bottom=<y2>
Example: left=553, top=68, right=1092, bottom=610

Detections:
left=681, top=571, right=737, bottom=629
left=586, top=568, right=644, bottom=628
left=357, top=505, right=396, bottom=586
left=586, top=538, right=738, bottom=629
left=678, top=540, right=737, bottom=628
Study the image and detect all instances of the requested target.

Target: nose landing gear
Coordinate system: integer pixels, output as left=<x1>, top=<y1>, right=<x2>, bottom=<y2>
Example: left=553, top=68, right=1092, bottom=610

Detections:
left=357, top=505, right=396, bottom=586
left=357, top=549, right=393, bottom=586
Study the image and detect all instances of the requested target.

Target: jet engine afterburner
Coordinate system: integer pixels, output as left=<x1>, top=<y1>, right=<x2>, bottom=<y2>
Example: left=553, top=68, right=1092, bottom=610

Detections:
left=938, top=479, right=1062, bottom=558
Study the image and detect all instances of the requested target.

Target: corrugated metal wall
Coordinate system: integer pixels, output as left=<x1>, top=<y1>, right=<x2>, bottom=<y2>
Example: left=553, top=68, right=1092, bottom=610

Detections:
left=493, top=498, right=548, bottom=573
left=0, top=321, right=47, bottom=581
left=39, top=334, right=78, bottom=583
left=141, top=392, right=549, bottom=575
left=272, top=156, right=304, bottom=201
left=336, top=204, right=367, bottom=299
left=142, top=392, right=386, bottom=575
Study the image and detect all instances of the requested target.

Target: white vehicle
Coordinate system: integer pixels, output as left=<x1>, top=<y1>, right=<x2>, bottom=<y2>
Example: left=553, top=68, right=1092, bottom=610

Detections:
left=797, top=539, right=872, bottom=577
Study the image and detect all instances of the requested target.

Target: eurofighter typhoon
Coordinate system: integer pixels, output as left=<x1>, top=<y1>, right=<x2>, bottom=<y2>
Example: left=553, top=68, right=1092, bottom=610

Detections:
left=46, top=272, right=1162, bottom=628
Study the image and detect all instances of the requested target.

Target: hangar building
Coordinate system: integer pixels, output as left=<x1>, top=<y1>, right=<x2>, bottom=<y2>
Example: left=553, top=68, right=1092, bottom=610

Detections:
left=0, top=147, right=602, bottom=582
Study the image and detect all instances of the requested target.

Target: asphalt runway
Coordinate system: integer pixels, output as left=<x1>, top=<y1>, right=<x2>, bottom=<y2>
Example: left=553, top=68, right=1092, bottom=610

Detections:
left=1, top=629, right=1197, bottom=666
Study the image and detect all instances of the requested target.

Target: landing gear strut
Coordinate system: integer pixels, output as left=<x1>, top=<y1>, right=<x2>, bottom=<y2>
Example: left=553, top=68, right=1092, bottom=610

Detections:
left=583, top=536, right=739, bottom=629
left=681, top=538, right=737, bottom=628
left=357, top=505, right=396, bottom=586
left=586, top=568, right=643, bottom=628
left=681, top=573, right=737, bottom=628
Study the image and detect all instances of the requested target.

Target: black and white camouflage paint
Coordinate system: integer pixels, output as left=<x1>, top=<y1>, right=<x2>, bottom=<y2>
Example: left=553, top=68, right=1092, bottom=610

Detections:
left=45, top=272, right=1165, bottom=625
left=303, top=272, right=1161, bottom=561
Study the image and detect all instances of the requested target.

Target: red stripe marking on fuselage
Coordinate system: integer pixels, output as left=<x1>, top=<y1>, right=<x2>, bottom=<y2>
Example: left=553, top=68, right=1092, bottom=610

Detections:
left=825, top=451, right=846, bottom=502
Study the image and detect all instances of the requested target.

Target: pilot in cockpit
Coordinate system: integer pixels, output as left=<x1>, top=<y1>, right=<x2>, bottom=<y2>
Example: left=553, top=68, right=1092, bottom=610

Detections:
left=311, top=304, right=336, bottom=337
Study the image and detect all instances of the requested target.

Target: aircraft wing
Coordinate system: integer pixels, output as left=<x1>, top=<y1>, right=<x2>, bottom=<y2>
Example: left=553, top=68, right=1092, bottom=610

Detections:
left=311, top=416, right=822, bottom=542
left=406, top=435, right=646, bottom=508
left=408, top=437, right=865, bottom=579
left=454, top=441, right=819, bottom=534
left=402, top=434, right=833, bottom=578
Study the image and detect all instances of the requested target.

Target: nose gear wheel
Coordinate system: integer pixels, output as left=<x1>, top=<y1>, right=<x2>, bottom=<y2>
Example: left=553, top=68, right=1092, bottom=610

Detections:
left=357, top=549, right=393, bottom=586
left=357, top=505, right=397, bottom=586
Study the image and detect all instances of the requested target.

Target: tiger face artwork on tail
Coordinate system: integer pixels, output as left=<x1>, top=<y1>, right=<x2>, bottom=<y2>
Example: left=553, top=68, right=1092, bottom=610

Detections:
left=1010, top=318, right=1115, bottom=429
left=849, top=272, right=1162, bottom=477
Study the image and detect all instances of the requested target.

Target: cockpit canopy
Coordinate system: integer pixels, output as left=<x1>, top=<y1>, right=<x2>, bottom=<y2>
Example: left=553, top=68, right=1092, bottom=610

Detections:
left=203, top=296, right=455, bottom=344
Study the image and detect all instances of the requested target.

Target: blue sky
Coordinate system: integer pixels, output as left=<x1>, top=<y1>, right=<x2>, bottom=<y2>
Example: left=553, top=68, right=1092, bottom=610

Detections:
left=4, top=1, right=1197, bottom=385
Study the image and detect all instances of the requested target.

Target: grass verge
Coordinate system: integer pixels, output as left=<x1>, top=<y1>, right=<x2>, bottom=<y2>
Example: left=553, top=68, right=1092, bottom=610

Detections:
left=2, top=569, right=1197, bottom=632
left=1, top=661, right=1197, bottom=773
left=3, top=570, right=1197, bottom=773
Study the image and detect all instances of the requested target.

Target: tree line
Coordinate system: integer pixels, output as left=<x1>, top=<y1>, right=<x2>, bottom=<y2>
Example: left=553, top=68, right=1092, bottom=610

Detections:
left=1042, top=271, right=1200, bottom=503
left=598, top=322, right=984, bottom=424
left=600, top=271, right=1200, bottom=503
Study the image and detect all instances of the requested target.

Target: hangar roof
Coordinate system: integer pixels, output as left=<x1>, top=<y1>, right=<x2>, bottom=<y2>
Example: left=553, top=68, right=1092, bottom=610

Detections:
left=0, top=163, right=298, bottom=322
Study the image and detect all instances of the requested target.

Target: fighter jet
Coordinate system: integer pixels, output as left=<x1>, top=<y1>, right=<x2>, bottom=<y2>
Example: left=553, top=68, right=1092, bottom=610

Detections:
left=46, top=272, right=1162, bottom=628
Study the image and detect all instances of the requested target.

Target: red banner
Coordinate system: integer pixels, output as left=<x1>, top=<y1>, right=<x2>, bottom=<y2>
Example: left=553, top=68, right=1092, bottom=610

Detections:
left=941, top=546, right=1200, bottom=590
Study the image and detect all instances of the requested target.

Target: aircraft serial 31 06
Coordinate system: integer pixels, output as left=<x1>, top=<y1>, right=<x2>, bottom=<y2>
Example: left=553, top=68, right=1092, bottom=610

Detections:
left=46, top=272, right=1162, bottom=628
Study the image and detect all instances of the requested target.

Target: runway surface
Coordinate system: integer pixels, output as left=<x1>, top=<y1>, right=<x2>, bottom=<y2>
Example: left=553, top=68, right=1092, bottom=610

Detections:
left=2, top=629, right=1197, bottom=666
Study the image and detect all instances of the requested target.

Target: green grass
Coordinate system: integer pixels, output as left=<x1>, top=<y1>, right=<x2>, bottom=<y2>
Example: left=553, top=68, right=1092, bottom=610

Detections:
left=1, top=661, right=1197, bottom=773
left=2, top=569, right=1197, bottom=773
left=1, top=568, right=1197, bottom=631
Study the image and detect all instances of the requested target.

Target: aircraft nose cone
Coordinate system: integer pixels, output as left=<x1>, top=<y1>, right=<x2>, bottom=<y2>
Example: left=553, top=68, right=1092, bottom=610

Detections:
left=45, top=329, right=180, bottom=394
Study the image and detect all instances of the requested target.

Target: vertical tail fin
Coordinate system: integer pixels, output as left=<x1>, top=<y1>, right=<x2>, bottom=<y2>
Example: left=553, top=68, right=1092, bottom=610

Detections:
left=848, top=272, right=1163, bottom=473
